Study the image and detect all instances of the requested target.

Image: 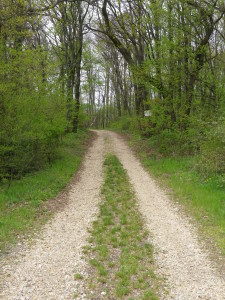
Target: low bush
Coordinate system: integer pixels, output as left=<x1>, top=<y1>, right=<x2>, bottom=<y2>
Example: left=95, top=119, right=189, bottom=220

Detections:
left=110, top=116, right=138, bottom=132
left=0, top=136, right=59, bottom=181
left=198, top=118, right=225, bottom=176
left=0, top=89, right=67, bottom=182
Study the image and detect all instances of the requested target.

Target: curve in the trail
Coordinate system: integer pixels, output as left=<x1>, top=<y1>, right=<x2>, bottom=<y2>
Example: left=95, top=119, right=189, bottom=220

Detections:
left=107, top=130, right=225, bottom=300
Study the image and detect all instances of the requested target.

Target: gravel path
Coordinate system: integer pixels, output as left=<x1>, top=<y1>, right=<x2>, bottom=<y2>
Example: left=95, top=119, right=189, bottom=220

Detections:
left=107, top=131, right=225, bottom=300
left=0, top=131, right=105, bottom=300
left=0, top=130, right=225, bottom=300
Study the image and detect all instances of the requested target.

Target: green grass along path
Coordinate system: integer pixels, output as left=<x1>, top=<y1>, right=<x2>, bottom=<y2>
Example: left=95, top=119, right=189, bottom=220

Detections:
left=127, top=133, right=225, bottom=256
left=0, top=130, right=224, bottom=300
left=0, top=130, right=91, bottom=253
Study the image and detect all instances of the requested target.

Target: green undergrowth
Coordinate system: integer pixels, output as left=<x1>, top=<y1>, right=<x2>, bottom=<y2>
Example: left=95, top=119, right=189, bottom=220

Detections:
left=82, top=154, right=159, bottom=299
left=128, top=134, right=225, bottom=255
left=0, top=130, right=91, bottom=253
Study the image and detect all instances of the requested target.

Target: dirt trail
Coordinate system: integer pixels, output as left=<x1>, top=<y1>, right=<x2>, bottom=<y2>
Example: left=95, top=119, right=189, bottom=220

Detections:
left=0, top=130, right=224, bottom=300
left=0, top=131, right=105, bottom=300
left=107, top=131, right=225, bottom=300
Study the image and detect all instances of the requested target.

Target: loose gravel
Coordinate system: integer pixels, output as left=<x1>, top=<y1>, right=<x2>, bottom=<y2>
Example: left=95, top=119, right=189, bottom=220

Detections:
left=0, top=131, right=105, bottom=300
left=0, top=130, right=224, bottom=300
left=108, top=131, right=225, bottom=300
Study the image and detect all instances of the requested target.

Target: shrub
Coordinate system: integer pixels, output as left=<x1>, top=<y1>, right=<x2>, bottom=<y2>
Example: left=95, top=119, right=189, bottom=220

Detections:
left=0, top=91, right=66, bottom=182
left=140, top=116, right=210, bottom=156
left=110, top=116, right=138, bottom=132
left=147, top=128, right=182, bottom=156
left=198, top=119, right=225, bottom=176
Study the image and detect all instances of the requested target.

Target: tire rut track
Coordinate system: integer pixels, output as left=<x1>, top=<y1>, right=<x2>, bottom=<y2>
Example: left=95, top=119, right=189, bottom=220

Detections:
left=108, top=130, right=225, bottom=300
left=1, top=130, right=224, bottom=300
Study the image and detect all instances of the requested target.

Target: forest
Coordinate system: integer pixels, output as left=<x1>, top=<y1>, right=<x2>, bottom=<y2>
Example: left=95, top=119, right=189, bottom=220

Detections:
left=0, top=0, right=225, bottom=181
left=1, top=2, right=225, bottom=298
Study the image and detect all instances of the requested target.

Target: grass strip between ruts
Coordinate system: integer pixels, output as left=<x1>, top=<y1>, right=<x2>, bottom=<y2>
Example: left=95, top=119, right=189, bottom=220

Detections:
left=81, top=154, right=159, bottom=300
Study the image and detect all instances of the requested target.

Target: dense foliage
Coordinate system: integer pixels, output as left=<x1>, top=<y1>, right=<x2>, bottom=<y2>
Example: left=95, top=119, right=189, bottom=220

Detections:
left=1, top=0, right=225, bottom=181
left=0, top=1, right=84, bottom=181
left=89, top=0, right=225, bottom=176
